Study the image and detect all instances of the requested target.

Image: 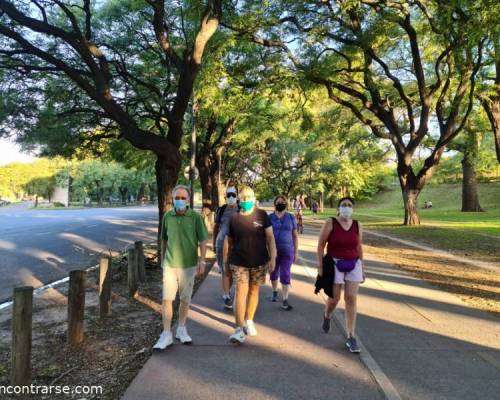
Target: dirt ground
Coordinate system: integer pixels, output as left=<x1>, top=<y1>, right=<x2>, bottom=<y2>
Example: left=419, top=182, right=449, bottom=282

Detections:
left=363, top=233, right=500, bottom=317
left=0, top=247, right=214, bottom=400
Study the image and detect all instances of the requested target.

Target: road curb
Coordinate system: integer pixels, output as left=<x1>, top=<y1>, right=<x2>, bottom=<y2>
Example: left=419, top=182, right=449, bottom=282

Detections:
left=0, top=241, right=157, bottom=312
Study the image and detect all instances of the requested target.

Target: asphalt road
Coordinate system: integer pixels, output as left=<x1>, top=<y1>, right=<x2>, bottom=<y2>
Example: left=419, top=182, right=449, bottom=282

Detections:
left=0, top=202, right=158, bottom=303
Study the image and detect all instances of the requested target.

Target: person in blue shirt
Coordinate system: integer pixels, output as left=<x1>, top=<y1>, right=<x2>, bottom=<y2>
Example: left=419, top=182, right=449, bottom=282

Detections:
left=269, top=195, right=299, bottom=310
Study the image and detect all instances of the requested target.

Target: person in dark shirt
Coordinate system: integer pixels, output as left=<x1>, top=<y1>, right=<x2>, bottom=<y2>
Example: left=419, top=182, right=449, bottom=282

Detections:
left=213, top=186, right=240, bottom=309
left=225, top=186, right=277, bottom=344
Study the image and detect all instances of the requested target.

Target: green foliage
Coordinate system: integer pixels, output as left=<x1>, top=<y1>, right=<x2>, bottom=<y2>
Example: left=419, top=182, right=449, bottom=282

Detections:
left=0, top=157, right=155, bottom=204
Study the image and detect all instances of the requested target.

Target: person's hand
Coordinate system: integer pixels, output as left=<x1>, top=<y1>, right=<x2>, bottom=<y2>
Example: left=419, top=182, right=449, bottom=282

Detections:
left=197, top=260, right=206, bottom=276
left=267, top=258, right=276, bottom=273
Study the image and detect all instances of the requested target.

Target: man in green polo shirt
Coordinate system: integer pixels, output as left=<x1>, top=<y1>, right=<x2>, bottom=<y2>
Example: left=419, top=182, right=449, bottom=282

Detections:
left=153, top=185, right=209, bottom=350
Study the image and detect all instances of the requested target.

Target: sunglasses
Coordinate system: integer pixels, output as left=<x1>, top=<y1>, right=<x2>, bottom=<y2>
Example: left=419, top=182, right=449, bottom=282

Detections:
left=226, top=193, right=237, bottom=198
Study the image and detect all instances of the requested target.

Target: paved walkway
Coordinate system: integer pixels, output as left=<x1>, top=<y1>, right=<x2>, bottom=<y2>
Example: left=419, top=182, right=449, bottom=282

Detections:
left=122, top=225, right=500, bottom=400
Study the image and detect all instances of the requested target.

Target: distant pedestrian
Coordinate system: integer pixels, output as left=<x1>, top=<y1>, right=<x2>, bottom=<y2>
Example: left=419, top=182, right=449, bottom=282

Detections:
left=213, top=186, right=240, bottom=309
left=269, top=195, right=298, bottom=310
left=316, top=197, right=365, bottom=353
left=153, top=185, right=209, bottom=350
left=226, top=186, right=277, bottom=344
left=312, top=200, right=319, bottom=215
left=293, top=195, right=305, bottom=234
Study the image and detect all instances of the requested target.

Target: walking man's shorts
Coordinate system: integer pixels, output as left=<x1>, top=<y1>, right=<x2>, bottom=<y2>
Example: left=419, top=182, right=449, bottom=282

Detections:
left=230, top=264, right=267, bottom=285
left=163, top=266, right=197, bottom=302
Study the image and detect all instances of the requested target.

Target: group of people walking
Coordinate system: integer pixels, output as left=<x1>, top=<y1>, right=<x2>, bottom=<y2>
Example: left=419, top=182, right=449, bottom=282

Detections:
left=153, top=184, right=364, bottom=354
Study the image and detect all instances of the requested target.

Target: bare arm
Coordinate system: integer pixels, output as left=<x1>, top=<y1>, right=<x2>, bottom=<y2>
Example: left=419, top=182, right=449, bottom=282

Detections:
left=357, top=222, right=364, bottom=262
left=357, top=222, right=365, bottom=281
left=199, top=240, right=207, bottom=261
left=224, top=236, right=232, bottom=265
left=265, top=226, right=277, bottom=273
left=317, top=218, right=332, bottom=276
left=197, top=239, right=208, bottom=275
left=213, top=223, right=219, bottom=248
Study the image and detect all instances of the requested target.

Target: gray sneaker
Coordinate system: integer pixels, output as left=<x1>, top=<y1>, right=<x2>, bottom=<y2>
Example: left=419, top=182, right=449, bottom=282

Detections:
left=229, top=327, right=246, bottom=344
left=346, top=336, right=361, bottom=353
left=322, top=315, right=331, bottom=333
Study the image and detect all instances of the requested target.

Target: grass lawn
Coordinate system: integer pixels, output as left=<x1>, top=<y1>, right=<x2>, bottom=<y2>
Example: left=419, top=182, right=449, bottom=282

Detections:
left=303, top=182, right=500, bottom=263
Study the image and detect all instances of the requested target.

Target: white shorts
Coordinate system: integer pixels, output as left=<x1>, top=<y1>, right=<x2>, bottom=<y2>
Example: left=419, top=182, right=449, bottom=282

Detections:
left=162, top=266, right=197, bottom=302
left=333, top=259, right=363, bottom=284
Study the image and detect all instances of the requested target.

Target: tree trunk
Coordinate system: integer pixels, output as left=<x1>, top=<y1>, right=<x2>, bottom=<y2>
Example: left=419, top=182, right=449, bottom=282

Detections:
left=197, top=155, right=216, bottom=213
left=209, top=155, right=221, bottom=211
left=155, top=155, right=180, bottom=263
left=461, top=152, right=483, bottom=212
left=398, top=158, right=427, bottom=225
left=137, top=183, right=145, bottom=203
left=402, top=187, right=421, bottom=225
left=119, top=188, right=128, bottom=205
left=210, top=173, right=220, bottom=211
left=149, top=183, right=156, bottom=202
left=96, top=186, right=103, bottom=206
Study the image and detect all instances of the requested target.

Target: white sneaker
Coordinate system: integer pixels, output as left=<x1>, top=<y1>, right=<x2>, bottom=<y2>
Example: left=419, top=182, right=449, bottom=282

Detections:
left=244, top=320, right=257, bottom=336
left=229, top=327, right=246, bottom=344
left=175, top=326, right=192, bottom=344
left=153, top=330, right=173, bottom=350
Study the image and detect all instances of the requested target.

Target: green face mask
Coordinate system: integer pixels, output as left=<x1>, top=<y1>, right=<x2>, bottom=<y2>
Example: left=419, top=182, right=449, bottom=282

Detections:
left=239, top=200, right=255, bottom=212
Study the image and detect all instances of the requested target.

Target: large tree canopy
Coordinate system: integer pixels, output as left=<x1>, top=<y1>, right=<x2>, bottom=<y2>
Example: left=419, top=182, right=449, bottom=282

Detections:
left=0, top=0, right=223, bottom=244
left=224, top=0, right=491, bottom=224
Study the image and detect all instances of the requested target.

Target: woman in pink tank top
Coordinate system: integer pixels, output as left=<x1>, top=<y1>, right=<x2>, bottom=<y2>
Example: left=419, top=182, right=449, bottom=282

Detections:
left=316, top=196, right=365, bottom=353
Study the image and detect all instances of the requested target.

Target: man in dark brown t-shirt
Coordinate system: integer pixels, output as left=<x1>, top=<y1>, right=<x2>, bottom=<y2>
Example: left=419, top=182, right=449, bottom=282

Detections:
left=225, top=186, right=276, bottom=344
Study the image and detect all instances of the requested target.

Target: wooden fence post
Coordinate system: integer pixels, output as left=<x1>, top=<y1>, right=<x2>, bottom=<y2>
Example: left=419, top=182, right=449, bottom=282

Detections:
left=99, top=257, right=112, bottom=318
left=68, top=270, right=86, bottom=346
left=11, top=286, right=33, bottom=386
left=128, top=248, right=138, bottom=298
left=134, top=241, right=145, bottom=282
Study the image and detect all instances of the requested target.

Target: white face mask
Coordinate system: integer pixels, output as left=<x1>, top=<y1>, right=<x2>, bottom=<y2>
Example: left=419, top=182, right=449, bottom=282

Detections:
left=227, top=196, right=237, bottom=205
left=339, top=206, right=353, bottom=218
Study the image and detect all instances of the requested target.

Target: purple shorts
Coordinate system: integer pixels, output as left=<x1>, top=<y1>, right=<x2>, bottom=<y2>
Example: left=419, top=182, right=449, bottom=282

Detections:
left=270, top=249, right=294, bottom=285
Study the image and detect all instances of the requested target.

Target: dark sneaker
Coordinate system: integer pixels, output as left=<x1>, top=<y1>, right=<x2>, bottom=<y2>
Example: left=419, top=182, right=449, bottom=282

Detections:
left=271, top=291, right=279, bottom=302
left=223, top=296, right=233, bottom=310
left=281, top=299, right=293, bottom=311
left=322, top=315, right=331, bottom=333
left=346, top=337, right=361, bottom=353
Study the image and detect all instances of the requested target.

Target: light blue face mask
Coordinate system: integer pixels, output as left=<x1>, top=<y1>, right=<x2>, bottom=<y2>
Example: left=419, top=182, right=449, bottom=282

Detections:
left=174, top=199, right=187, bottom=211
